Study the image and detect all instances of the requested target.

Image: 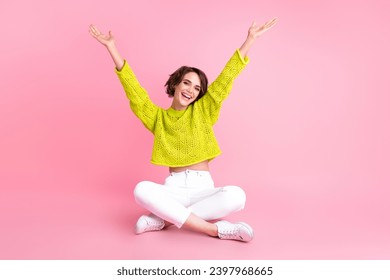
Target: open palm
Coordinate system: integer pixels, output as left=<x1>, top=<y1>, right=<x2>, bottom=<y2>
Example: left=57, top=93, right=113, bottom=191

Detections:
left=249, top=18, right=278, bottom=39
left=89, top=24, right=115, bottom=47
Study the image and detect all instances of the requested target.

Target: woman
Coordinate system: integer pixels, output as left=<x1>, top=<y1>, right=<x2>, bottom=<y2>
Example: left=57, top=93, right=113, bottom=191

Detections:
left=89, top=18, right=277, bottom=242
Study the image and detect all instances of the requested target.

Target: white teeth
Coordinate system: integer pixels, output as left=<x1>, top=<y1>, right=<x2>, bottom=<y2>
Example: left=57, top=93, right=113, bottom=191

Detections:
left=182, top=93, right=191, bottom=100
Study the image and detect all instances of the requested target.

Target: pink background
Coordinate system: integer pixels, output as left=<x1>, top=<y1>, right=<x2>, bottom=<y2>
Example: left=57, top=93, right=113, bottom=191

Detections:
left=1, top=0, right=389, bottom=259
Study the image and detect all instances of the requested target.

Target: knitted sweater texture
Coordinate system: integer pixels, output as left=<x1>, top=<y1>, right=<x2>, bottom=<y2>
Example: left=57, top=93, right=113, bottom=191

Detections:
left=116, top=49, right=249, bottom=167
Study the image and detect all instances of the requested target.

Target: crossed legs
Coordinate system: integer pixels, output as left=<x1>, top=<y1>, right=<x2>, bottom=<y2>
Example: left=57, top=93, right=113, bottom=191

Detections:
left=133, top=181, right=253, bottom=241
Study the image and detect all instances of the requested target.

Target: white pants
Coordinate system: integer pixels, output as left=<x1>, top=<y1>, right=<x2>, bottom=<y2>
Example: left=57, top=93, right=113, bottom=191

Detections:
left=134, top=170, right=246, bottom=228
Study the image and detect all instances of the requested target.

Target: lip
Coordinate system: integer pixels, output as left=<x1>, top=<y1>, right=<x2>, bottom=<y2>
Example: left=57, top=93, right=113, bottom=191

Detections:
left=181, top=92, right=192, bottom=100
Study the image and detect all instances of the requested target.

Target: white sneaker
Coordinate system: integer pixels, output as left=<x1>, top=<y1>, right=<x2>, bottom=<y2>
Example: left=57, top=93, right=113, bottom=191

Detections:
left=135, top=214, right=165, bottom=234
left=215, top=220, right=254, bottom=242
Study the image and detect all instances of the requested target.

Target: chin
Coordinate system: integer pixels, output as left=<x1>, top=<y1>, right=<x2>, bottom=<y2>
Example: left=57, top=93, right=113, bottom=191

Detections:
left=180, top=98, right=193, bottom=106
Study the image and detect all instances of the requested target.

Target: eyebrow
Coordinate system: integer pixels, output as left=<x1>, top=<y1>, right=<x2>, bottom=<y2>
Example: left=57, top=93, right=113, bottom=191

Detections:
left=183, top=79, right=201, bottom=90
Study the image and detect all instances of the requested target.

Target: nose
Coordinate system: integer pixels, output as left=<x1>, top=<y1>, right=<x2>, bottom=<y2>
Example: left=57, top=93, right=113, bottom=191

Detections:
left=186, top=87, right=194, bottom=94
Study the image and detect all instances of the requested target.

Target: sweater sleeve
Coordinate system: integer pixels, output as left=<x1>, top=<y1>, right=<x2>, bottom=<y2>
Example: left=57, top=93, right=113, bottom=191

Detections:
left=116, top=60, right=159, bottom=133
left=197, top=49, right=249, bottom=125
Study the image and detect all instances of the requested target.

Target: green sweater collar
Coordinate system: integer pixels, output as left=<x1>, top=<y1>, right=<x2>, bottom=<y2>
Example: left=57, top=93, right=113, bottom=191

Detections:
left=167, top=106, right=188, bottom=117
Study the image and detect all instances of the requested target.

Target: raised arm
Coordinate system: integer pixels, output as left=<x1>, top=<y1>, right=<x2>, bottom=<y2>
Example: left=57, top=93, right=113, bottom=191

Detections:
left=89, top=24, right=159, bottom=132
left=89, top=24, right=125, bottom=70
left=239, top=18, right=278, bottom=57
left=197, top=18, right=278, bottom=125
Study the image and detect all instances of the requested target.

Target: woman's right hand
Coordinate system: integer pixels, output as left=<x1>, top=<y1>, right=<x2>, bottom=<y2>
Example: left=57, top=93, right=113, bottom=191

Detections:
left=89, top=24, right=124, bottom=70
left=89, top=24, right=115, bottom=47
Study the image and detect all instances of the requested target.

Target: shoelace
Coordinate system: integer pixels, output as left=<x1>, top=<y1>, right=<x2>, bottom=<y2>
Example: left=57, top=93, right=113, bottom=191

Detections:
left=144, top=217, right=164, bottom=229
left=219, top=225, right=244, bottom=240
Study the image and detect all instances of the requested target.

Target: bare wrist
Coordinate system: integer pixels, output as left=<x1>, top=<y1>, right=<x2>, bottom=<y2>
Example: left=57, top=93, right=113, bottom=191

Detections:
left=105, top=42, right=116, bottom=50
left=246, top=35, right=256, bottom=43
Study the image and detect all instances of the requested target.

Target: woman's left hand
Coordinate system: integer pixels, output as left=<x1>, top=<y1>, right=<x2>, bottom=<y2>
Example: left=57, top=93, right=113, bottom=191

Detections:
left=248, top=18, right=278, bottom=40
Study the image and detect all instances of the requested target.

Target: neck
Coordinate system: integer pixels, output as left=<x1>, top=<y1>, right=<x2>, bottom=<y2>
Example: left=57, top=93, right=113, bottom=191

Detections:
left=170, top=104, right=187, bottom=111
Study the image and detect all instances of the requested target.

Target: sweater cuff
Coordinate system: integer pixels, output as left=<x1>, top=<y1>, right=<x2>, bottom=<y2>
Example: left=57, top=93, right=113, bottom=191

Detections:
left=115, top=60, right=127, bottom=73
left=236, top=49, right=250, bottom=65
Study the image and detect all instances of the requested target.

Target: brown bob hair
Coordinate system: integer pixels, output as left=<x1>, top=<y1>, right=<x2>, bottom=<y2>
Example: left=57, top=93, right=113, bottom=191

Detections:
left=165, top=66, right=208, bottom=101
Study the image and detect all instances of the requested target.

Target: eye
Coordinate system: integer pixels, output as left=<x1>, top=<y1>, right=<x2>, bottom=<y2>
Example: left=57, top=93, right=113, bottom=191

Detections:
left=183, top=81, right=189, bottom=85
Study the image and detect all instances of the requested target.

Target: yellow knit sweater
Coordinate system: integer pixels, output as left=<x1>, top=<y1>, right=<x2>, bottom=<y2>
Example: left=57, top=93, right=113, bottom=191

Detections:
left=116, top=49, right=249, bottom=167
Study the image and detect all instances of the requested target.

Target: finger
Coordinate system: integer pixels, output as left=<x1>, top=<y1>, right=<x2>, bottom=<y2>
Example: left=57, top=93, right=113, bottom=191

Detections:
left=91, top=25, right=101, bottom=36
left=90, top=24, right=96, bottom=32
left=263, top=20, right=276, bottom=30
left=89, top=25, right=102, bottom=39
left=89, top=27, right=97, bottom=36
left=88, top=29, right=98, bottom=38
left=267, top=18, right=278, bottom=27
left=251, top=21, right=257, bottom=28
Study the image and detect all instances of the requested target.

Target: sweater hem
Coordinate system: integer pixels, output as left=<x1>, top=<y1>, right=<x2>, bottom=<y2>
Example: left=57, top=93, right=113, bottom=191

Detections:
left=150, top=152, right=222, bottom=167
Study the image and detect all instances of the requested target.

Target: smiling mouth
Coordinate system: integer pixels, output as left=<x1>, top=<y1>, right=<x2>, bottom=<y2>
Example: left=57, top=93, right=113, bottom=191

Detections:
left=181, top=92, right=192, bottom=100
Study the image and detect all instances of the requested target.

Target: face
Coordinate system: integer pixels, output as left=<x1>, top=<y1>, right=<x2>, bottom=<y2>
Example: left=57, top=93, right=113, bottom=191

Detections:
left=171, top=72, right=201, bottom=111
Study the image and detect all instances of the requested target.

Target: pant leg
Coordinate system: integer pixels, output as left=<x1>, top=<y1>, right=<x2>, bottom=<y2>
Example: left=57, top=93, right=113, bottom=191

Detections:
left=133, top=181, right=192, bottom=228
left=134, top=171, right=247, bottom=227
left=187, top=185, right=246, bottom=221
